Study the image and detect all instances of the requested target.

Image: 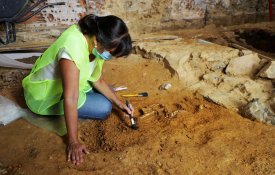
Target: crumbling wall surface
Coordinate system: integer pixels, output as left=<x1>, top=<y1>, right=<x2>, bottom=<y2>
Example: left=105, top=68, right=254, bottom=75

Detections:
left=18, top=0, right=85, bottom=28
left=10, top=0, right=86, bottom=43
left=91, top=0, right=269, bottom=35
left=41, top=0, right=85, bottom=27
left=6, top=0, right=269, bottom=43
left=134, top=36, right=275, bottom=125
left=17, top=0, right=270, bottom=28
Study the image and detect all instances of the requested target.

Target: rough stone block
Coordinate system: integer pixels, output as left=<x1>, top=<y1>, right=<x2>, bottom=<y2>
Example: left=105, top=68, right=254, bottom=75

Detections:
left=241, top=50, right=253, bottom=56
left=210, top=61, right=227, bottom=71
left=258, top=61, right=275, bottom=79
left=225, top=53, right=261, bottom=76
left=202, top=72, right=223, bottom=86
left=242, top=99, right=275, bottom=125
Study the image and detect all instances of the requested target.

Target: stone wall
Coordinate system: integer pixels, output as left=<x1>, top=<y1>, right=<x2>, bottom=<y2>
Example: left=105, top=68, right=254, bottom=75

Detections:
left=134, top=36, right=275, bottom=125
left=0, top=0, right=270, bottom=43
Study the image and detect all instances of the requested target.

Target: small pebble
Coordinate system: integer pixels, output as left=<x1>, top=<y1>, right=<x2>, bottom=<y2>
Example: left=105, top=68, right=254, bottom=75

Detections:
left=156, top=161, right=163, bottom=167
left=159, top=83, right=172, bottom=90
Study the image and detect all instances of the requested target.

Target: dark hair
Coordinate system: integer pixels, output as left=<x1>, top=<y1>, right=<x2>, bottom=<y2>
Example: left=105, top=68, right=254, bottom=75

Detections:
left=78, top=14, right=132, bottom=57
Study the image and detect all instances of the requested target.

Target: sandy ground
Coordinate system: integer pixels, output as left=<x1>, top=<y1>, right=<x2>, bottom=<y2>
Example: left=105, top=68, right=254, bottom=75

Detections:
left=0, top=24, right=275, bottom=174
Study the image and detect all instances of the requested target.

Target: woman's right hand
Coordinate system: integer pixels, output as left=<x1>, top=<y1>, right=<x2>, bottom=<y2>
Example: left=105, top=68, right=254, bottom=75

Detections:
left=117, top=100, right=134, bottom=116
left=67, top=141, right=90, bottom=165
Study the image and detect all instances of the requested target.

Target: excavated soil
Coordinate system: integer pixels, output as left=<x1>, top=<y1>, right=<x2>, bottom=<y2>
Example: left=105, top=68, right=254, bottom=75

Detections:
left=0, top=23, right=275, bottom=174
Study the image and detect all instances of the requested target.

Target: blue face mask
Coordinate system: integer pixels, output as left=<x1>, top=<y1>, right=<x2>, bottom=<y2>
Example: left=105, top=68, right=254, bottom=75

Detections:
left=92, top=47, right=112, bottom=61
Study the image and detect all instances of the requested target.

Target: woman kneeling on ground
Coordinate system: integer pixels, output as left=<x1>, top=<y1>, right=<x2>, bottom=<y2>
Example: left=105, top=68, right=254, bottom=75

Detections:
left=22, top=14, right=133, bottom=165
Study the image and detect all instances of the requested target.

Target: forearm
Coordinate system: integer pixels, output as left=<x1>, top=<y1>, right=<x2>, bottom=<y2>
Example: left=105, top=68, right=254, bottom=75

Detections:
left=59, top=59, right=88, bottom=165
left=64, top=97, right=79, bottom=144
left=92, top=78, right=123, bottom=108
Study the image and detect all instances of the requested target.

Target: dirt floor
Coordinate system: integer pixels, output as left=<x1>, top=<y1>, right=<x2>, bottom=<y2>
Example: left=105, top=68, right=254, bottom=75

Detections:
left=0, top=24, right=275, bottom=175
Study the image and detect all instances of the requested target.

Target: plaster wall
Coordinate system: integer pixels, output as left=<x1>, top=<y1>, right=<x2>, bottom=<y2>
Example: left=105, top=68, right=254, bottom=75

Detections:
left=1, top=0, right=270, bottom=43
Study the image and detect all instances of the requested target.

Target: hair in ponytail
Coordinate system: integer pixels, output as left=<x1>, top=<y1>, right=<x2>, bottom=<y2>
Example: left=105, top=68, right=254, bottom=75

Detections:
left=78, top=14, right=132, bottom=57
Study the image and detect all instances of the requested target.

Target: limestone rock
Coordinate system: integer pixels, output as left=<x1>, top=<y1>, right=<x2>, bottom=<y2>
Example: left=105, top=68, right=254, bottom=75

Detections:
left=225, top=53, right=261, bottom=76
left=240, top=50, right=253, bottom=56
left=210, top=61, right=227, bottom=71
left=134, top=38, right=273, bottom=125
left=202, top=72, right=223, bottom=86
left=202, top=90, right=241, bottom=111
left=159, top=83, right=172, bottom=90
left=242, top=99, right=275, bottom=125
left=200, top=50, right=222, bottom=61
left=200, top=49, right=239, bottom=62
left=268, top=96, right=275, bottom=113
left=258, top=61, right=275, bottom=79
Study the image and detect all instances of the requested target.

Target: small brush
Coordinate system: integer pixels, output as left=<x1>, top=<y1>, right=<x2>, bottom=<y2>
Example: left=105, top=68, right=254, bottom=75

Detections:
left=125, top=100, right=137, bottom=129
left=121, top=92, right=148, bottom=97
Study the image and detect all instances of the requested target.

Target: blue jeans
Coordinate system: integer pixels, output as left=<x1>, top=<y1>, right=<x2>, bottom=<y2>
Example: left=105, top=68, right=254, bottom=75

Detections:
left=78, top=89, right=112, bottom=120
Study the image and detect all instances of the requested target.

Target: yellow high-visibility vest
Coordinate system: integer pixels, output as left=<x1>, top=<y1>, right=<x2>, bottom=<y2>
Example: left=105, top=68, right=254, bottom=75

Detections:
left=22, top=24, right=104, bottom=115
